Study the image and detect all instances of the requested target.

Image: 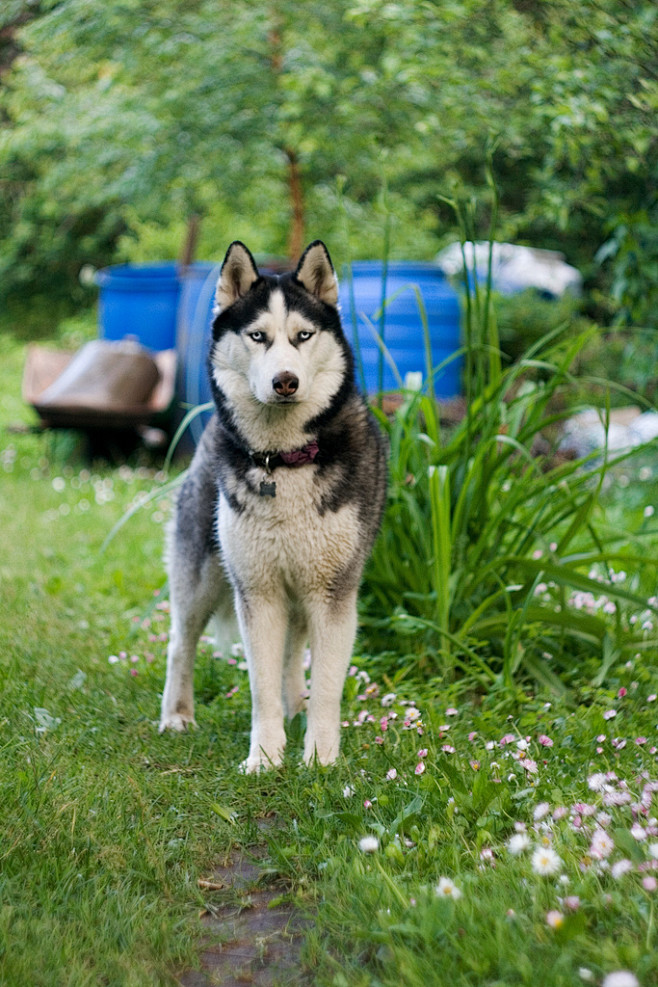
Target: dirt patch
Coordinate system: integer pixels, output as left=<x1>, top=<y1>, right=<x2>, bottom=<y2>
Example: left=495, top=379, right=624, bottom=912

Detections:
left=177, top=855, right=313, bottom=987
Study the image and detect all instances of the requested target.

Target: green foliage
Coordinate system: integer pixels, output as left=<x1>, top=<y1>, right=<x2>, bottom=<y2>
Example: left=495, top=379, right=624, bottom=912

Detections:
left=1, top=0, right=656, bottom=317
left=362, top=203, right=657, bottom=688
left=597, top=203, right=658, bottom=328
left=494, top=290, right=590, bottom=364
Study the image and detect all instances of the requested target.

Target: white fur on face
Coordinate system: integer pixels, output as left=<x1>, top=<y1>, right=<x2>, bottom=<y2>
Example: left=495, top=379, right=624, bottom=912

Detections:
left=210, top=289, right=346, bottom=452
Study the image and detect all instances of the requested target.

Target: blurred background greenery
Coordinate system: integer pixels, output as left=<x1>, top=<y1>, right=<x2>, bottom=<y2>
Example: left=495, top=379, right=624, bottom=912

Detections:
left=1, top=0, right=656, bottom=336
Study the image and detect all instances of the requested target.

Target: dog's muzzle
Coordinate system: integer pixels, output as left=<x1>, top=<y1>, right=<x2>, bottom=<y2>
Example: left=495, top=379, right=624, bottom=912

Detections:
left=272, top=371, right=299, bottom=398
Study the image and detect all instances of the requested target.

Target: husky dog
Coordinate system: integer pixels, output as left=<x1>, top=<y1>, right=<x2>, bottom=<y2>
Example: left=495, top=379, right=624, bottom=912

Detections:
left=159, top=240, right=387, bottom=771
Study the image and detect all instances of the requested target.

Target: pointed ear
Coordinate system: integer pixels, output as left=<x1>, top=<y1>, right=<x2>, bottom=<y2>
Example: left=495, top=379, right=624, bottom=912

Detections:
left=215, top=241, right=260, bottom=311
left=294, top=240, right=338, bottom=306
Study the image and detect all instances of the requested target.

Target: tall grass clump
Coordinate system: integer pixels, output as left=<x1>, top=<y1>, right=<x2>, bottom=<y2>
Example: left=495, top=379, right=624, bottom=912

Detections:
left=362, top=183, right=657, bottom=691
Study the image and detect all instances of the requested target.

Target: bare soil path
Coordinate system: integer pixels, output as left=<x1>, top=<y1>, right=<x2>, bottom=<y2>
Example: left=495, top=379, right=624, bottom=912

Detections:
left=177, top=854, right=314, bottom=986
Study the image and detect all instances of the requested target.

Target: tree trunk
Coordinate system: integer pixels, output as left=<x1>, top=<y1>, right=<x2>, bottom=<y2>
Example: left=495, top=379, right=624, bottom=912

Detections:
left=286, top=149, right=305, bottom=262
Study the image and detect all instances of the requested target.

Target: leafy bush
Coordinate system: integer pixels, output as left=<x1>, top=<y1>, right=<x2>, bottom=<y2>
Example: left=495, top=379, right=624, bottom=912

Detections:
left=597, top=206, right=658, bottom=329
left=361, top=235, right=657, bottom=690
left=493, top=290, right=590, bottom=364
left=575, top=327, right=658, bottom=406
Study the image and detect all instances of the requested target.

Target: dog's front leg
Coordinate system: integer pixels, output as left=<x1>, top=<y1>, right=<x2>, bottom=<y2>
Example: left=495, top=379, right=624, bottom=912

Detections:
left=235, top=591, right=288, bottom=773
left=304, top=590, right=359, bottom=766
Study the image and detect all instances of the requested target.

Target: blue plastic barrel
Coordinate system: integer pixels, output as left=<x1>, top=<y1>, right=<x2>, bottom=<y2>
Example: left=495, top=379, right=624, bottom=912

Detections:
left=176, top=262, right=220, bottom=442
left=338, top=262, right=462, bottom=395
left=95, top=263, right=181, bottom=351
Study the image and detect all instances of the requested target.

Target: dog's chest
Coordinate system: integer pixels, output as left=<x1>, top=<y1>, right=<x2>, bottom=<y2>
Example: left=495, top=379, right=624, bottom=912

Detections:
left=217, top=467, right=360, bottom=595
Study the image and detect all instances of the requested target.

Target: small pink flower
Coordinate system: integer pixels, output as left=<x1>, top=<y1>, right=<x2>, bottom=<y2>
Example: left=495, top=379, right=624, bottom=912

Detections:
left=636, top=737, right=648, bottom=746
left=386, top=768, right=397, bottom=781
left=546, top=910, right=564, bottom=929
left=603, top=710, right=617, bottom=720
left=468, top=731, right=477, bottom=741
left=618, top=687, right=627, bottom=698
left=418, top=748, right=428, bottom=758
left=500, top=734, right=516, bottom=747
left=364, top=799, right=373, bottom=809
left=590, top=829, right=615, bottom=859
left=574, top=802, right=596, bottom=817
left=603, top=790, right=632, bottom=806
left=520, top=758, right=538, bottom=774
left=538, top=735, right=553, bottom=747
left=563, top=896, right=580, bottom=911
left=130, top=668, right=138, bottom=677
left=612, top=859, right=633, bottom=879
left=415, top=762, right=426, bottom=775
left=446, top=707, right=458, bottom=716
left=442, top=745, right=456, bottom=754
left=642, top=876, right=658, bottom=892
left=631, top=823, right=647, bottom=841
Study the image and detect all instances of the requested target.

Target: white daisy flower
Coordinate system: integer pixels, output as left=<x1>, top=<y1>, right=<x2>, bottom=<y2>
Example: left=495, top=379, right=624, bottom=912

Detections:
left=533, top=801, right=551, bottom=821
left=358, top=835, right=379, bottom=854
left=587, top=772, right=607, bottom=791
left=435, top=877, right=462, bottom=900
left=508, top=833, right=531, bottom=855
left=531, top=846, right=562, bottom=876
left=602, top=972, right=639, bottom=987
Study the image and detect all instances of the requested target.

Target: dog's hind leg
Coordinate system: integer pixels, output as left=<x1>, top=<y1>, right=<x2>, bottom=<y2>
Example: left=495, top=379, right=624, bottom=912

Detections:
left=283, top=609, right=309, bottom=720
left=304, top=590, right=359, bottom=766
left=160, top=553, right=226, bottom=733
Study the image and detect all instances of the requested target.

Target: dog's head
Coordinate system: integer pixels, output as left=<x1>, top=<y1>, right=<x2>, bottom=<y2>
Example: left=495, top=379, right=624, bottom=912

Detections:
left=210, top=241, right=353, bottom=418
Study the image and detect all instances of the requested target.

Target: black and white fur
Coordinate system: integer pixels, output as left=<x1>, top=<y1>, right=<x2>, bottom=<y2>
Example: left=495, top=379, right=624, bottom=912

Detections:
left=159, top=241, right=387, bottom=771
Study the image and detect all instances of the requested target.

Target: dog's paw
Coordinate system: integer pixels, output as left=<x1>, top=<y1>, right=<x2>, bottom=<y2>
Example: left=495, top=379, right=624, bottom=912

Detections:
left=239, top=750, right=283, bottom=774
left=158, top=712, right=197, bottom=733
left=303, top=739, right=339, bottom=767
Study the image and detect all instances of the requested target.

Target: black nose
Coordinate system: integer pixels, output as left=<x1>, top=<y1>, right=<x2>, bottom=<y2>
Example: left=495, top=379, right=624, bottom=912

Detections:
left=272, top=372, right=299, bottom=396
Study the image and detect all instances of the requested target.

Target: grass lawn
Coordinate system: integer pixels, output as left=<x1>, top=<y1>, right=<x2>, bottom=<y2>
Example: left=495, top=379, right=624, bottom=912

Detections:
left=1, top=327, right=658, bottom=986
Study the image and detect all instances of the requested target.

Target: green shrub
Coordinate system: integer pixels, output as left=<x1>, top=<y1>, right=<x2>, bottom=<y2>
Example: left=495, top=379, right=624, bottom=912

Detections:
left=493, top=290, right=589, bottom=364
left=361, top=222, right=657, bottom=691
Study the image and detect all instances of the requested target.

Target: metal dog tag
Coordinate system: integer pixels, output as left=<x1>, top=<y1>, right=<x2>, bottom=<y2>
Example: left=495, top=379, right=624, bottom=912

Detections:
left=259, top=480, right=276, bottom=497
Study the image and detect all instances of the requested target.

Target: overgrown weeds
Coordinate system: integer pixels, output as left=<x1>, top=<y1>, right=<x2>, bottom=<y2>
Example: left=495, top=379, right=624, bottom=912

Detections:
left=361, top=190, right=657, bottom=690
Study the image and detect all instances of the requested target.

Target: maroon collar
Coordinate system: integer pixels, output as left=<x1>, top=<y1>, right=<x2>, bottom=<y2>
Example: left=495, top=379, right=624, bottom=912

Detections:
left=251, top=440, right=319, bottom=472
